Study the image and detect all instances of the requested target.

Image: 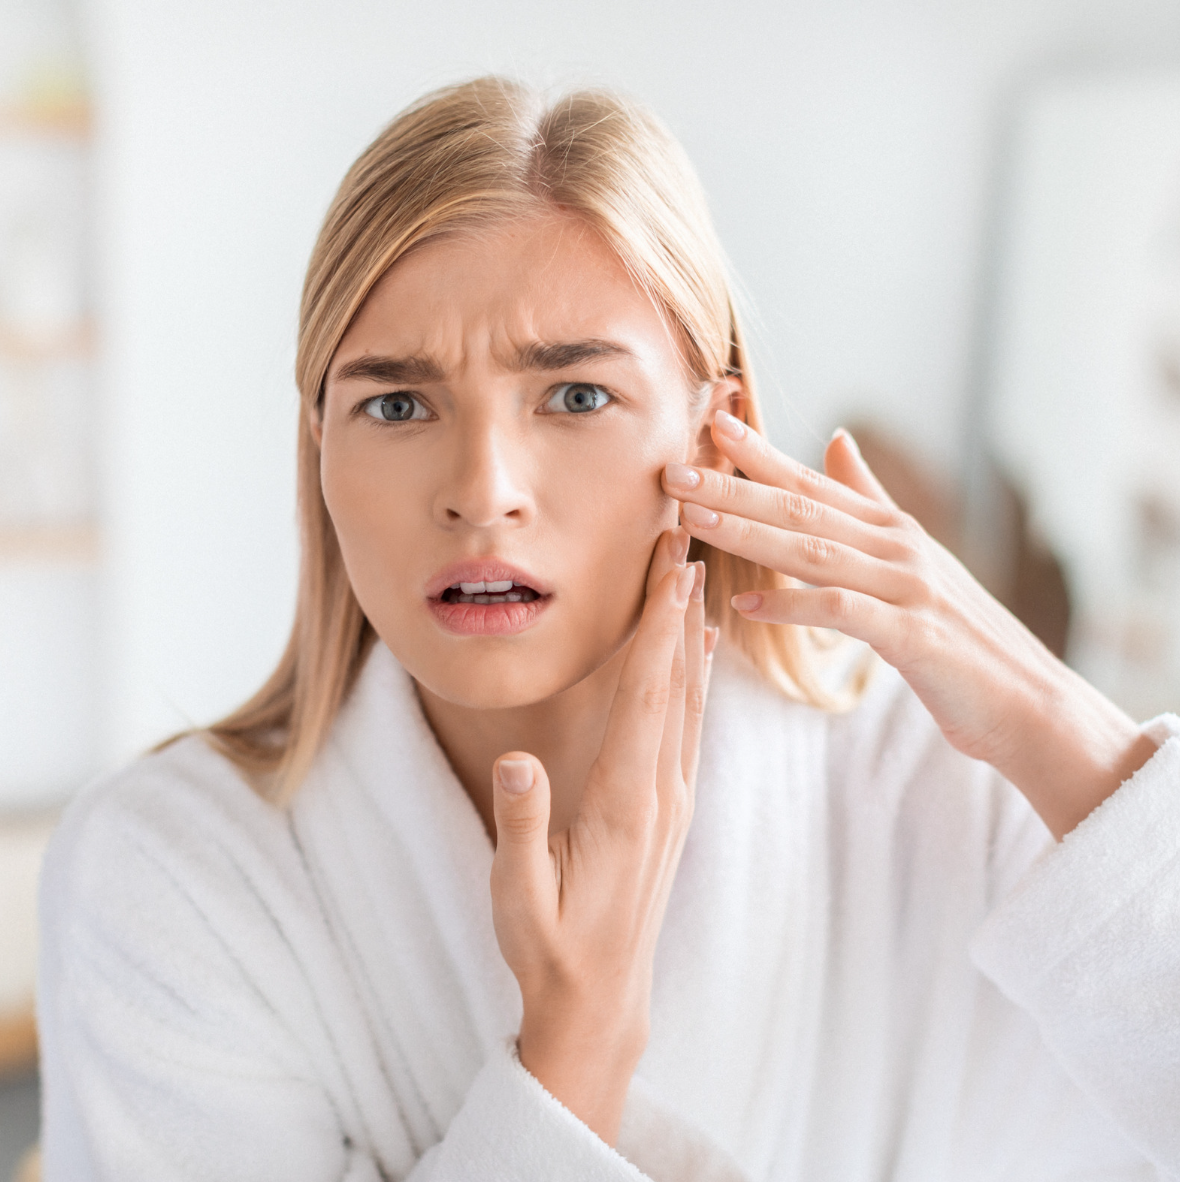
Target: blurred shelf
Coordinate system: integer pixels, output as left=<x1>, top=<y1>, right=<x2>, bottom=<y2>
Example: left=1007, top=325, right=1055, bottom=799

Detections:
left=0, top=1006, right=36, bottom=1081
left=0, top=525, right=99, bottom=563
left=0, top=103, right=90, bottom=140
left=0, top=322, right=95, bottom=363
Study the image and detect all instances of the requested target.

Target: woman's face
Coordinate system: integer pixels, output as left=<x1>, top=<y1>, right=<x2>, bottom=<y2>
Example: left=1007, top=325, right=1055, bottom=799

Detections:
left=318, top=210, right=723, bottom=709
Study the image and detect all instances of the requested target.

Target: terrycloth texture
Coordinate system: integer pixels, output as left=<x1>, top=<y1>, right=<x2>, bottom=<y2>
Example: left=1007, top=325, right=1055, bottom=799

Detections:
left=37, top=641, right=1180, bottom=1181
left=971, top=713, right=1180, bottom=1171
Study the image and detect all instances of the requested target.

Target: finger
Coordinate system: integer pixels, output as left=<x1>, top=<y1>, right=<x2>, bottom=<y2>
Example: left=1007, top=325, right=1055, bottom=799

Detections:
left=704, top=625, right=720, bottom=658
left=663, top=461, right=896, bottom=561
left=648, top=530, right=692, bottom=794
left=709, top=410, right=895, bottom=526
left=656, top=581, right=689, bottom=797
left=490, top=753, right=556, bottom=920
left=679, top=563, right=710, bottom=790
left=587, top=564, right=695, bottom=828
left=646, top=525, right=690, bottom=597
left=730, top=585, right=898, bottom=651
left=824, top=429, right=896, bottom=507
left=679, top=504, right=913, bottom=602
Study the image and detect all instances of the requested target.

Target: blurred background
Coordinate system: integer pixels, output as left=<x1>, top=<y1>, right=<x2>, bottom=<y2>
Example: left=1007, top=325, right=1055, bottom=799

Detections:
left=3, top=0, right=1180, bottom=1174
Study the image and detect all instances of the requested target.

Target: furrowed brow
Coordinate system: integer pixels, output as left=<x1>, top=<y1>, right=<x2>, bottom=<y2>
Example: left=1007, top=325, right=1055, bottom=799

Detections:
left=513, top=339, right=635, bottom=371
left=331, top=355, right=445, bottom=384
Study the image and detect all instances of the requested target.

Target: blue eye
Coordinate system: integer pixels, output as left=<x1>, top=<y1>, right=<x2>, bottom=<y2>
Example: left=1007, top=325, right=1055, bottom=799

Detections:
left=363, top=392, right=428, bottom=422
left=546, top=382, right=611, bottom=414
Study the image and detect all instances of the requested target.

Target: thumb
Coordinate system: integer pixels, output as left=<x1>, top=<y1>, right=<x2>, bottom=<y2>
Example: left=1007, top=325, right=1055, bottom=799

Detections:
left=490, top=752, right=554, bottom=910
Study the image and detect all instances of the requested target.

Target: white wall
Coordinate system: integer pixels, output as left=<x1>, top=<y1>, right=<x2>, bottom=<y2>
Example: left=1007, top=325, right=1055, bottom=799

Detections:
left=989, top=72, right=1180, bottom=719
left=79, top=0, right=1180, bottom=766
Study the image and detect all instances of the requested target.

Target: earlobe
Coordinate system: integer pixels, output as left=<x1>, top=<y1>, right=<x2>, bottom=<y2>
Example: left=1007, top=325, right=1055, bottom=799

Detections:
left=690, top=377, right=745, bottom=474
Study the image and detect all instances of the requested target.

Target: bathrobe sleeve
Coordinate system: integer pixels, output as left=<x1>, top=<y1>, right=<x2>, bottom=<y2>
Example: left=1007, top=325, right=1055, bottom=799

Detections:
left=409, top=1042, right=744, bottom=1182
left=37, top=745, right=743, bottom=1182
left=971, top=713, right=1180, bottom=1179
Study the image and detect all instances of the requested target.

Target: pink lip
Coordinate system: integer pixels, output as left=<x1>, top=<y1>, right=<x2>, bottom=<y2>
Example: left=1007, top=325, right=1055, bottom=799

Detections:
left=425, top=558, right=552, bottom=637
left=425, top=559, right=551, bottom=600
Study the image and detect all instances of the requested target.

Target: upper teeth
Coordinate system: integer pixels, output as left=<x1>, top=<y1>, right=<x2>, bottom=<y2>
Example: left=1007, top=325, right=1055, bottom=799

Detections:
left=457, top=580, right=515, bottom=594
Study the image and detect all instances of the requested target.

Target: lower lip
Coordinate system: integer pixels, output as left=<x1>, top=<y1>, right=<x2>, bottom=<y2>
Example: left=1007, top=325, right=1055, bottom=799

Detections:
left=428, top=595, right=551, bottom=636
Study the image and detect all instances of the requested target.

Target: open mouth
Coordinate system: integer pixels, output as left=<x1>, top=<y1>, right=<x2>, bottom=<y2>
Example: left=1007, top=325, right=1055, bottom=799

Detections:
left=427, top=564, right=551, bottom=636
left=439, top=580, right=542, bottom=605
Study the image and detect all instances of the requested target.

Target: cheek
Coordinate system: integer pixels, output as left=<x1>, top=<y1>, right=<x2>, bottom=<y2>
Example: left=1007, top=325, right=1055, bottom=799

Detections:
left=541, top=421, right=677, bottom=537
left=533, top=421, right=683, bottom=612
left=320, top=438, right=424, bottom=605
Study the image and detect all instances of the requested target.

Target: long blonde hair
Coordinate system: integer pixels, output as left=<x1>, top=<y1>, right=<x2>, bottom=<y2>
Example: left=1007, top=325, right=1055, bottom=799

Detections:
left=205, top=77, right=863, bottom=801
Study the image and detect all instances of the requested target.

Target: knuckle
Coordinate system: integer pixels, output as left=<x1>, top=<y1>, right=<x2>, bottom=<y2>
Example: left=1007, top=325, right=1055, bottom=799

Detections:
left=899, top=605, right=940, bottom=653
left=801, top=533, right=833, bottom=566
left=778, top=489, right=817, bottom=528
left=893, top=507, right=923, bottom=535
left=822, top=586, right=856, bottom=622
left=685, top=683, right=707, bottom=719
left=891, top=530, right=923, bottom=565
left=495, top=808, right=546, bottom=842
left=796, top=463, right=826, bottom=494
left=897, top=612, right=923, bottom=655
left=638, top=795, right=661, bottom=831
left=714, top=473, right=742, bottom=508
left=640, top=681, right=671, bottom=716
left=616, top=796, right=659, bottom=840
left=902, top=568, right=936, bottom=609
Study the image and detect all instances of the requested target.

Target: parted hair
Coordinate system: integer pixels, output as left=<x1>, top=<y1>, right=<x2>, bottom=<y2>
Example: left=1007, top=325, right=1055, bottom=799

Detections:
left=203, top=76, right=863, bottom=801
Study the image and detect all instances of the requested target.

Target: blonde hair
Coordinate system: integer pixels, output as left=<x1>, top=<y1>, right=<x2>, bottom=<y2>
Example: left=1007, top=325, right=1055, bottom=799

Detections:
left=204, top=77, right=864, bottom=800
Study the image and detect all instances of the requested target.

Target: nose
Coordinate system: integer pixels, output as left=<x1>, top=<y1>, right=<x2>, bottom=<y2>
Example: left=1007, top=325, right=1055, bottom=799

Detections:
left=434, top=414, right=535, bottom=530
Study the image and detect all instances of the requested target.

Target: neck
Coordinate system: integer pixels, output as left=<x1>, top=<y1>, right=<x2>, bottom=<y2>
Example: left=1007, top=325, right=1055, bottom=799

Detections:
left=415, top=649, right=627, bottom=841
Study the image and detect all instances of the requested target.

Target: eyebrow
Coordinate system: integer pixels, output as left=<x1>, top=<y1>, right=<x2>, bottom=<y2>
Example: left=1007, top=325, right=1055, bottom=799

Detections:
left=511, top=339, right=635, bottom=371
left=330, top=339, right=635, bottom=386
left=331, top=355, right=445, bottom=384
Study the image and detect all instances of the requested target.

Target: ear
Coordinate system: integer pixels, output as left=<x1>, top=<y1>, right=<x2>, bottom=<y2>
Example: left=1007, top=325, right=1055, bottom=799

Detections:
left=689, top=377, right=744, bottom=473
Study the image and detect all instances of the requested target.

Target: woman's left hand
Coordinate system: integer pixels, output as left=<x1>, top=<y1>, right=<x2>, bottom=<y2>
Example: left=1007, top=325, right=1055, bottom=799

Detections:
left=664, top=410, right=1158, bottom=840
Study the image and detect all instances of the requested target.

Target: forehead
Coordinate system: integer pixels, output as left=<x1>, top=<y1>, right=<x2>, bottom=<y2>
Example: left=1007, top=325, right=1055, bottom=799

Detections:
left=336, top=210, right=681, bottom=372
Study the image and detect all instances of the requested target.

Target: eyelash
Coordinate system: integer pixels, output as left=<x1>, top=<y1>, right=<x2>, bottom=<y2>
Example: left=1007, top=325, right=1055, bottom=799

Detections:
left=357, top=392, right=431, bottom=423
left=354, top=382, right=615, bottom=424
left=541, top=382, right=613, bottom=415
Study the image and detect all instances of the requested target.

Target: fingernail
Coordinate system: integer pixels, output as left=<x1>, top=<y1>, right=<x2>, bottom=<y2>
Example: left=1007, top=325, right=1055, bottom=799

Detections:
left=731, top=592, right=762, bottom=612
left=676, top=564, right=696, bottom=602
left=832, top=427, right=862, bottom=458
left=498, top=759, right=533, bottom=794
left=691, top=561, right=706, bottom=601
left=681, top=501, right=719, bottom=529
left=714, top=410, right=746, bottom=440
left=665, top=462, right=700, bottom=490
left=671, top=529, right=690, bottom=565
left=704, top=626, right=720, bottom=656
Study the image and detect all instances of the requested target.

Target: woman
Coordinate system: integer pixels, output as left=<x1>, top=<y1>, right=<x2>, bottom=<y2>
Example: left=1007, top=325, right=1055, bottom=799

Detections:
left=38, top=78, right=1180, bottom=1180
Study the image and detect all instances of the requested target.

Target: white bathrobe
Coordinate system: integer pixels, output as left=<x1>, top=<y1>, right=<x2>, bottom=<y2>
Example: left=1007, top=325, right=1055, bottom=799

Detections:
left=37, top=641, right=1180, bottom=1181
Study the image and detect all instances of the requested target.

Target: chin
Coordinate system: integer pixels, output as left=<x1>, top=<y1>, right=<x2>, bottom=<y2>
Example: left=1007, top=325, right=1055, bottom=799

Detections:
left=416, top=662, right=572, bottom=711
left=398, top=636, right=617, bottom=711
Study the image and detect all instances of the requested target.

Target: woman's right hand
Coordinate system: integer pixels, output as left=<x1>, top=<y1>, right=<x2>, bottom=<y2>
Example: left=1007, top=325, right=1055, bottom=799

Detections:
left=489, top=527, right=715, bottom=1146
